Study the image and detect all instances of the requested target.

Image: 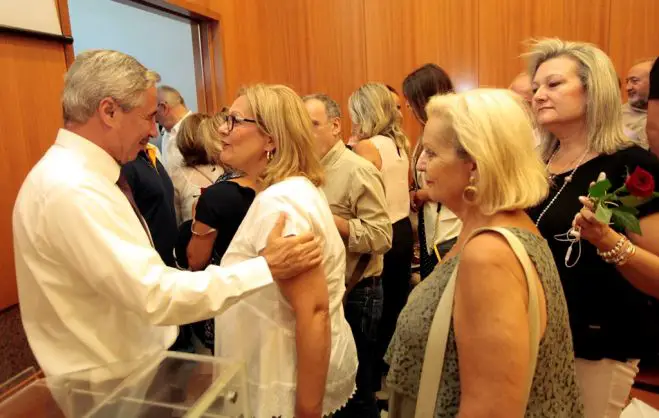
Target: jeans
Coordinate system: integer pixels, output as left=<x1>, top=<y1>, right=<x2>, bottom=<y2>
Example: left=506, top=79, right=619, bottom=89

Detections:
left=334, top=277, right=384, bottom=418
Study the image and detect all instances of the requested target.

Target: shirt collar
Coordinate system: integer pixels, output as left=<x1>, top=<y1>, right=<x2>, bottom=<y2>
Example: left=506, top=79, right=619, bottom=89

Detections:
left=170, top=111, right=193, bottom=135
left=320, top=140, right=346, bottom=168
left=624, top=102, right=648, bottom=114
left=55, top=128, right=121, bottom=183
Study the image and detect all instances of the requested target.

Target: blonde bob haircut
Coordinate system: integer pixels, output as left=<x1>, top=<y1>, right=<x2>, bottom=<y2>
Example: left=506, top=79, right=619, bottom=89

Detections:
left=348, top=82, right=410, bottom=155
left=240, top=84, right=324, bottom=187
left=426, top=89, right=549, bottom=215
left=524, top=38, right=632, bottom=161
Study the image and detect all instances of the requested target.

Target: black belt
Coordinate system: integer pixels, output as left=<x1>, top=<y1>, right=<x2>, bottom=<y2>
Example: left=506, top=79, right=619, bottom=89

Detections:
left=353, top=276, right=381, bottom=290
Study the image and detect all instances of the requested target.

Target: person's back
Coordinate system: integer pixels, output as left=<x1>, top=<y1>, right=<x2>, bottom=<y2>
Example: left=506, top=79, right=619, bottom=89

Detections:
left=122, top=148, right=178, bottom=267
left=216, top=176, right=357, bottom=417
left=170, top=113, right=224, bottom=224
left=368, top=135, right=410, bottom=223
left=172, top=164, right=222, bottom=223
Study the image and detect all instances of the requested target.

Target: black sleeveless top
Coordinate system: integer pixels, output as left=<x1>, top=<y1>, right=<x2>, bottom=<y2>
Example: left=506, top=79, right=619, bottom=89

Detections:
left=527, top=146, right=659, bottom=361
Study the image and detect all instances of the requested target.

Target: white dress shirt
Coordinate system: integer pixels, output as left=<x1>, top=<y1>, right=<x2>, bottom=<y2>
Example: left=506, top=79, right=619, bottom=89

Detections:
left=13, top=129, right=273, bottom=376
left=161, top=110, right=192, bottom=174
left=215, top=177, right=358, bottom=418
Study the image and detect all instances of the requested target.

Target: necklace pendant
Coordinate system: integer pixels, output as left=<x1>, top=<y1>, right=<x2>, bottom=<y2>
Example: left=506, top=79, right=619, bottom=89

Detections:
left=564, top=175, right=572, bottom=183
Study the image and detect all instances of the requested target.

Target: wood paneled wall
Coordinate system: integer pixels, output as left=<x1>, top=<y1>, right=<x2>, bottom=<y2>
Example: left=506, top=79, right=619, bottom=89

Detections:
left=180, top=0, right=659, bottom=141
left=0, top=35, right=68, bottom=310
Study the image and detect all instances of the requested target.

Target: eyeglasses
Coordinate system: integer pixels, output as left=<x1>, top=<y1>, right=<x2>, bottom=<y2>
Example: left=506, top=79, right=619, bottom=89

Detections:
left=222, top=114, right=257, bottom=133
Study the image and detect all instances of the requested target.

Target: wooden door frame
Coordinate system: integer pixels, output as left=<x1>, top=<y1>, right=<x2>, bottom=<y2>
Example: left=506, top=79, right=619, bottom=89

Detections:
left=59, top=0, right=226, bottom=113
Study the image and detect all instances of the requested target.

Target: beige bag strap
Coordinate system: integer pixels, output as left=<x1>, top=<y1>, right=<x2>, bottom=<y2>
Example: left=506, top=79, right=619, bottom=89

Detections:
left=415, top=227, right=541, bottom=418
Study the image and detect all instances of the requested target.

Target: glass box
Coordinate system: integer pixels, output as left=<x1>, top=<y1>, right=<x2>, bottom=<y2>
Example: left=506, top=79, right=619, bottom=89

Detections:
left=0, top=351, right=249, bottom=417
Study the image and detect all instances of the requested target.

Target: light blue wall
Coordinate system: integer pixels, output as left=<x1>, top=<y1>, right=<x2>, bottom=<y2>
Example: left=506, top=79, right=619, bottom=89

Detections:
left=68, top=0, right=198, bottom=112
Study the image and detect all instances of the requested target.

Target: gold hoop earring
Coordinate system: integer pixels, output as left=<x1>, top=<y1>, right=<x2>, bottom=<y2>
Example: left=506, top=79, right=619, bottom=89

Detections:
left=266, top=150, right=273, bottom=162
left=462, top=175, right=478, bottom=203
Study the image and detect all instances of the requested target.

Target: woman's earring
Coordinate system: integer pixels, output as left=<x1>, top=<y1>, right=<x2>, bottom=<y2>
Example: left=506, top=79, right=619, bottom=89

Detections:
left=266, top=150, right=273, bottom=162
left=462, top=175, right=478, bottom=203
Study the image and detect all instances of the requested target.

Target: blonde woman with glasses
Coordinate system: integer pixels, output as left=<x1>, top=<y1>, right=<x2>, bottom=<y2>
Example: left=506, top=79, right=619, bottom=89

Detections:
left=213, top=84, right=357, bottom=418
left=349, top=82, right=414, bottom=391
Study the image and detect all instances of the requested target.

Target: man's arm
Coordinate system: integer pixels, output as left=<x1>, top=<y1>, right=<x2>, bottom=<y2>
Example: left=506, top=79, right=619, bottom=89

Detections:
left=46, top=190, right=319, bottom=326
left=333, top=215, right=350, bottom=238
left=344, top=166, right=392, bottom=254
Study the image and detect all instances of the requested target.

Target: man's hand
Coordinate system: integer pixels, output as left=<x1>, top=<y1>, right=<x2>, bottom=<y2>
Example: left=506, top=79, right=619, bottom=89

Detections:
left=260, top=213, right=323, bottom=280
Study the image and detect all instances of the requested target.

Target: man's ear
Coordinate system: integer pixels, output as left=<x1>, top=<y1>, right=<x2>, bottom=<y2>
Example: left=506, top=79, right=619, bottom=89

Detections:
left=98, top=97, right=117, bottom=127
left=160, top=102, right=169, bottom=116
left=331, top=118, right=342, bottom=138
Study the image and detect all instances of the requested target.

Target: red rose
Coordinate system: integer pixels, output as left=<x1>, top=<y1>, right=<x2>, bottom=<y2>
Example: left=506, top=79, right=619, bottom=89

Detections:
left=625, top=166, right=655, bottom=198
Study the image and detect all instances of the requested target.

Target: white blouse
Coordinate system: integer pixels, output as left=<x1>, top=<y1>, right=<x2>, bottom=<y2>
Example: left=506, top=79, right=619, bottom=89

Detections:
left=170, top=164, right=223, bottom=224
left=216, top=177, right=357, bottom=418
left=369, top=135, right=411, bottom=223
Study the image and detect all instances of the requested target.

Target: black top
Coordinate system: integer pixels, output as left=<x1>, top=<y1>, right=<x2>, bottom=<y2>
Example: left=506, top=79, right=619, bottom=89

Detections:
left=650, top=57, right=659, bottom=101
left=528, top=146, right=659, bottom=361
left=122, top=151, right=178, bottom=267
left=194, top=180, right=256, bottom=263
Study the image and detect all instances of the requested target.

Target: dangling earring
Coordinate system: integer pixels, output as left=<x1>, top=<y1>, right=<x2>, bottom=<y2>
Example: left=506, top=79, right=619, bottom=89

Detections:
left=266, top=150, right=273, bottom=162
left=462, top=175, right=478, bottom=203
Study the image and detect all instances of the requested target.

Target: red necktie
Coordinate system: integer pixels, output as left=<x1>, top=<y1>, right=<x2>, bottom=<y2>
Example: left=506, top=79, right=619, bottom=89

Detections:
left=116, top=174, right=154, bottom=246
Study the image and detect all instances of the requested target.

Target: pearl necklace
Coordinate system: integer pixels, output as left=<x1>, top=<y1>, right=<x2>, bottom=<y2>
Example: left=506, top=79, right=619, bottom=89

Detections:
left=534, top=148, right=590, bottom=227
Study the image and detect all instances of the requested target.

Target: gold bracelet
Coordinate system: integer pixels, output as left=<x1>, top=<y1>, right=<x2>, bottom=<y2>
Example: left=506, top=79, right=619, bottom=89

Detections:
left=597, top=235, right=628, bottom=263
left=616, top=243, right=637, bottom=266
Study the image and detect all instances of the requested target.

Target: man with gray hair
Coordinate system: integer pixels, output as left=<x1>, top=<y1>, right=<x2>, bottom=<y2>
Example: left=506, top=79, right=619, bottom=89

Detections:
left=304, top=93, right=392, bottom=417
left=156, top=85, right=191, bottom=173
left=623, top=58, right=655, bottom=147
left=13, top=50, right=322, bottom=376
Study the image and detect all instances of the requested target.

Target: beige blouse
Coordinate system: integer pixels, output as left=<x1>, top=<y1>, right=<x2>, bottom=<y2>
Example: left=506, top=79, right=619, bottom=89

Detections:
left=170, top=164, right=223, bottom=224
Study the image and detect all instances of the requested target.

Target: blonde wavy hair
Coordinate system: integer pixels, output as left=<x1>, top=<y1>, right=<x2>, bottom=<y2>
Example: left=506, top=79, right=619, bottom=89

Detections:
left=426, top=89, right=549, bottom=215
left=348, top=82, right=410, bottom=155
left=524, top=38, right=632, bottom=161
left=241, top=84, right=324, bottom=187
left=199, top=113, right=226, bottom=165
